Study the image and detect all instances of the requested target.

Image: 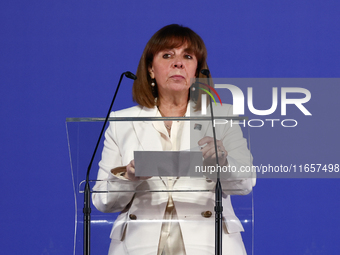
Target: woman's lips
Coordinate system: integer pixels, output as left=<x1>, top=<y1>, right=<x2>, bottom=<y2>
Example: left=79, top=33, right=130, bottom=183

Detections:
left=170, top=75, right=185, bottom=79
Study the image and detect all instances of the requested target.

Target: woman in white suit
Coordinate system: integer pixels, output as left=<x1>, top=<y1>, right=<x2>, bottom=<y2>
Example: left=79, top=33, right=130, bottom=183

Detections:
left=92, top=24, right=255, bottom=255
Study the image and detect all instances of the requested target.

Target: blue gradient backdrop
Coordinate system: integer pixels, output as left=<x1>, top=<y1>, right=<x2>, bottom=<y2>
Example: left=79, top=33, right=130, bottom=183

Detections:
left=1, top=0, right=339, bottom=254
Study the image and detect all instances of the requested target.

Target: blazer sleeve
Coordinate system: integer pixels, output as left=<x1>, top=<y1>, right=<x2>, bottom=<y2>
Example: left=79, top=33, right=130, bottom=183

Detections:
left=92, top=111, right=142, bottom=213
left=215, top=105, right=256, bottom=195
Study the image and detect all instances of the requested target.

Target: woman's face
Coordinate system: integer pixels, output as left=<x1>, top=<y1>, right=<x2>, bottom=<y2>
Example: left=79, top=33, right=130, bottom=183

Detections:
left=148, top=44, right=198, bottom=97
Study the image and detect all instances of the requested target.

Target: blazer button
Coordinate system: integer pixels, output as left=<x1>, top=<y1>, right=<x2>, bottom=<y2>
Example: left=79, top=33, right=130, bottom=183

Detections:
left=129, top=214, right=137, bottom=220
left=202, top=211, right=212, bottom=218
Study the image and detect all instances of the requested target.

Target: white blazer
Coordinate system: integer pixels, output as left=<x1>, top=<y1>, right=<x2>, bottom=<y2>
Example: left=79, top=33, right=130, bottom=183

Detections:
left=92, top=103, right=255, bottom=255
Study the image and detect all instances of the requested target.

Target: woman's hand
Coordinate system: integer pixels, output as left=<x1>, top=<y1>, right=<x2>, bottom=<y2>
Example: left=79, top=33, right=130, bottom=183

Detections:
left=124, top=160, right=151, bottom=181
left=198, top=136, right=228, bottom=166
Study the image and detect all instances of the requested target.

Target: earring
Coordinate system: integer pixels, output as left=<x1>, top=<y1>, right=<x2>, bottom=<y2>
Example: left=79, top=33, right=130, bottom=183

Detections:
left=150, top=79, right=158, bottom=105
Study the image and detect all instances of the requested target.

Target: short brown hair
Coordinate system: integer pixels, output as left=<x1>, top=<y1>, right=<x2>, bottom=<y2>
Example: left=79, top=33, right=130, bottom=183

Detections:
left=132, top=24, right=209, bottom=108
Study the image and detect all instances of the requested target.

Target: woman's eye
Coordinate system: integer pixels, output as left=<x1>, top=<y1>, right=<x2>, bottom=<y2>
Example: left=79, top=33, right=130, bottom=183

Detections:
left=162, top=54, right=171, bottom=59
left=185, top=54, right=193, bottom=59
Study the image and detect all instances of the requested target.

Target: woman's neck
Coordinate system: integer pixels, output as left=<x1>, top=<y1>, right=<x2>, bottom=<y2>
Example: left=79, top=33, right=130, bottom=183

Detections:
left=158, top=96, right=188, bottom=117
left=158, top=101, right=187, bottom=117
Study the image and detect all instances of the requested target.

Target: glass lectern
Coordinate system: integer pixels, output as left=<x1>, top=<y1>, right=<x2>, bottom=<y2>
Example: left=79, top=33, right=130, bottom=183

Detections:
left=66, top=114, right=254, bottom=255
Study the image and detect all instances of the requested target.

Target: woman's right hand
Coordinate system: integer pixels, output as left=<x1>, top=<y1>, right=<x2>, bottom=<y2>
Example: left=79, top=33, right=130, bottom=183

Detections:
left=124, top=160, right=151, bottom=181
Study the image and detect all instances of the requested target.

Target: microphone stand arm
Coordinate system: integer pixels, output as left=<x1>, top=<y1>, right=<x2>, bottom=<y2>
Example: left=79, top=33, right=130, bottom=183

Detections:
left=201, top=71, right=223, bottom=255
left=83, top=72, right=136, bottom=255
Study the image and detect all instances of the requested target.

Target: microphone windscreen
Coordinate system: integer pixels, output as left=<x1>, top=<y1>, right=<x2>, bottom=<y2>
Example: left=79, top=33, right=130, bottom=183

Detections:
left=124, top=71, right=137, bottom=80
left=200, top=69, right=210, bottom=77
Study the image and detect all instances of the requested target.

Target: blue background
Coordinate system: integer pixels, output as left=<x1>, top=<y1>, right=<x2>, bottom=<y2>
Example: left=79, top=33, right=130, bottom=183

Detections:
left=1, top=0, right=340, bottom=254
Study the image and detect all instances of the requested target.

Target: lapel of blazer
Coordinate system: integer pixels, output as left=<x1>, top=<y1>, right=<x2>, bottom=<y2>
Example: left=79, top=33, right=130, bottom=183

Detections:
left=185, top=103, right=211, bottom=149
left=132, top=103, right=210, bottom=151
left=132, top=106, right=163, bottom=151
left=178, top=103, right=191, bottom=151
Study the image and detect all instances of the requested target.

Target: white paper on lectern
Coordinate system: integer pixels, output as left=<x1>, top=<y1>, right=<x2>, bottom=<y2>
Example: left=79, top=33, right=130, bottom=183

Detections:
left=134, top=151, right=203, bottom=177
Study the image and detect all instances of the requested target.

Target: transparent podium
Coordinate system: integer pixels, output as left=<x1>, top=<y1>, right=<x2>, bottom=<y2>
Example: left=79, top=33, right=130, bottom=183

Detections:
left=66, top=114, right=255, bottom=255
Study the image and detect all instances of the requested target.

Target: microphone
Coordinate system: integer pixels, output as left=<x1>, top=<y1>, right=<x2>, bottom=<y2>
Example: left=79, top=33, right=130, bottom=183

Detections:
left=200, top=69, right=210, bottom=77
left=83, top=71, right=137, bottom=255
left=124, top=71, right=137, bottom=80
